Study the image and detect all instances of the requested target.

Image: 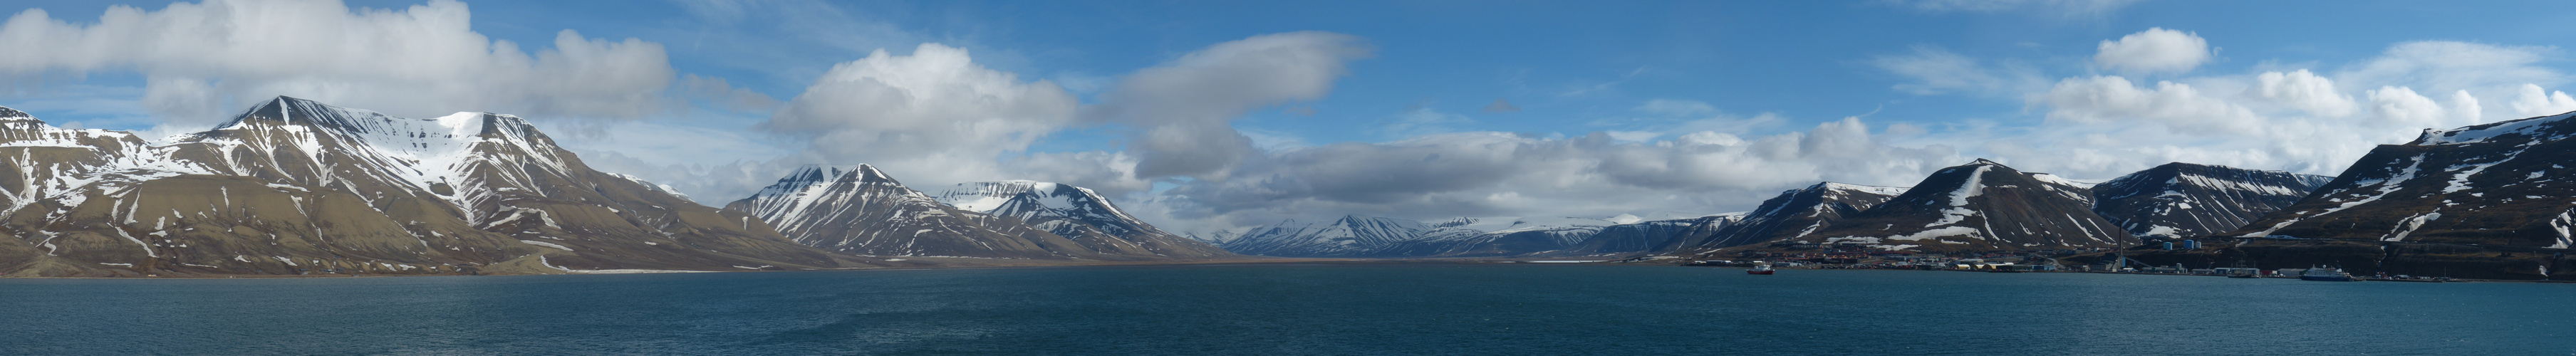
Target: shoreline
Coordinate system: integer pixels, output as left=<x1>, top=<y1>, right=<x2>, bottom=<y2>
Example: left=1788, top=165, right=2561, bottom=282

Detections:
left=26, top=257, right=2576, bottom=283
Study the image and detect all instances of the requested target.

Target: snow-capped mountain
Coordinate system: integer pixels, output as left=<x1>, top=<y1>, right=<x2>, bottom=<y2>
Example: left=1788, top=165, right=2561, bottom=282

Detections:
left=1796, top=159, right=2133, bottom=251
left=1366, top=217, right=1514, bottom=256
left=1220, top=215, right=1429, bottom=257
left=0, top=106, right=155, bottom=216
left=727, top=164, right=1162, bottom=260
left=1412, top=216, right=1617, bottom=257
left=1184, top=230, right=1244, bottom=244
left=2090, top=162, right=2333, bottom=239
left=1559, top=213, right=1745, bottom=256
left=1667, top=182, right=1909, bottom=253
left=0, top=98, right=865, bottom=277
left=2228, top=111, right=2576, bottom=248
left=931, top=180, right=1235, bottom=258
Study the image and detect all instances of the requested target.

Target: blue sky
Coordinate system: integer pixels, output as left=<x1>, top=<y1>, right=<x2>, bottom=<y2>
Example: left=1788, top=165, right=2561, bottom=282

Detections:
left=6, top=0, right=2576, bottom=231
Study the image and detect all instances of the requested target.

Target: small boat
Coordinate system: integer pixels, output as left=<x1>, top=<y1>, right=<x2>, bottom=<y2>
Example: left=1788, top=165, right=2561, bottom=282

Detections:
left=2300, top=266, right=2355, bottom=281
left=1747, top=261, right=1776, bottom=275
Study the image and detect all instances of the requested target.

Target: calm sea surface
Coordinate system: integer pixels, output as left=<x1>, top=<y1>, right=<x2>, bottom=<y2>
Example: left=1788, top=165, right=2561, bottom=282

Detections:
left=1, top=264, right=2570, bottom=355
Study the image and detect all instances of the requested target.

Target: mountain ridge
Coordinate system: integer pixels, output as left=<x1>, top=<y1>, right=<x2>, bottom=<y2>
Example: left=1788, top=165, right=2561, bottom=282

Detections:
left=1, top=98, right=881, bottom=276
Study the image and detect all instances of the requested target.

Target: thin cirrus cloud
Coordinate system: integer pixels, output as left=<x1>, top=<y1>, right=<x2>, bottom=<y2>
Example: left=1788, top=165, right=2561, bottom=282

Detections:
left=1869, top=45, right=2045, bottom=97
left=0, top=0, right=677, bottom=122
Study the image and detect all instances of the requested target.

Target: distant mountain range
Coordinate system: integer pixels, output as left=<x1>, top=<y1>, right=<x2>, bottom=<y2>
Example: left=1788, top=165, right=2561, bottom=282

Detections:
left=723, top=164, right=1233, bottom=261
left=1214, top=159, right=2340, bottom=260
left=0, top=98, right=1235, bottom=277
left=0, top=98, right=881, bottom=276
left=1201, top=110, right=2576, bottom=281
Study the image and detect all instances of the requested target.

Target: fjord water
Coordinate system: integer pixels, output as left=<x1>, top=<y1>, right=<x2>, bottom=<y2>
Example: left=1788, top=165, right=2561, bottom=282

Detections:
left=3, top=266, right=2570, bottom=355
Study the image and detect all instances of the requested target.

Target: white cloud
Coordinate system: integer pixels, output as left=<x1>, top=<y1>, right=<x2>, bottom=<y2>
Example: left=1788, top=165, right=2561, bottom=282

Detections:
left=0, top=0, right=677, bottom=122
left=761, top=43, right=1080, bottom=189
left=2365, top=86, right=2479, bottom=127
left=2253, top=70, right=2355, bottom=117
left=1086, top=31, right=1373, bottom=180
left=2509, top=83, right=2576, bottom=118
left=2094, top=28, right=2211, bottom=75
left=2041, top=75, right=2264, bottom=135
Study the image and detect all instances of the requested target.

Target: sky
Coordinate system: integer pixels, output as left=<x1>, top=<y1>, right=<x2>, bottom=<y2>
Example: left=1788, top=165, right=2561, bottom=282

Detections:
left=6, top=0, right=2576, bottom=233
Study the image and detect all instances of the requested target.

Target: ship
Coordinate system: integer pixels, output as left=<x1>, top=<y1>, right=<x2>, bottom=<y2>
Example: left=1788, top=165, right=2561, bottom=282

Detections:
left=2299, top=266, right=2355, bottom=281
left=1748, top=261, right=1776, bottom=275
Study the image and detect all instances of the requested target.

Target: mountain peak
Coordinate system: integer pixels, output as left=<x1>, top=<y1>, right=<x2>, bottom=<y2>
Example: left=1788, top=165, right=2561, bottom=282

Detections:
left=237, top=96, right=323, bottom=123
left=784, top=164, right=841, bottom=182
left=774, top=164, right=903, bottom=186
left=219, top=95, right=421, bottom=135
left=0, top=105, right=27, bottom=120
left=1966, top=158, right=2008, bottom=167
left=848, top=164, right=900, bottom=184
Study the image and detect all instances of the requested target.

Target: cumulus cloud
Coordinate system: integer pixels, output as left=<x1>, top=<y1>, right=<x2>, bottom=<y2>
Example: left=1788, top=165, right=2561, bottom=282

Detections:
left=2042, top=75, right=2264, bottom=135
left=2252, top=69, right=2355, bottom=117
left=760, top=43, right=1080, bottom=189
left=2509, top=83, right=2576, bottom=118
left=2094, top=28, right=2211, bottom=74
left=1086, top=31, right=1373, bottom=180
left=2364, top=86, right=2479, bottom=127
left=0, top=0, right=676, bottom=122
